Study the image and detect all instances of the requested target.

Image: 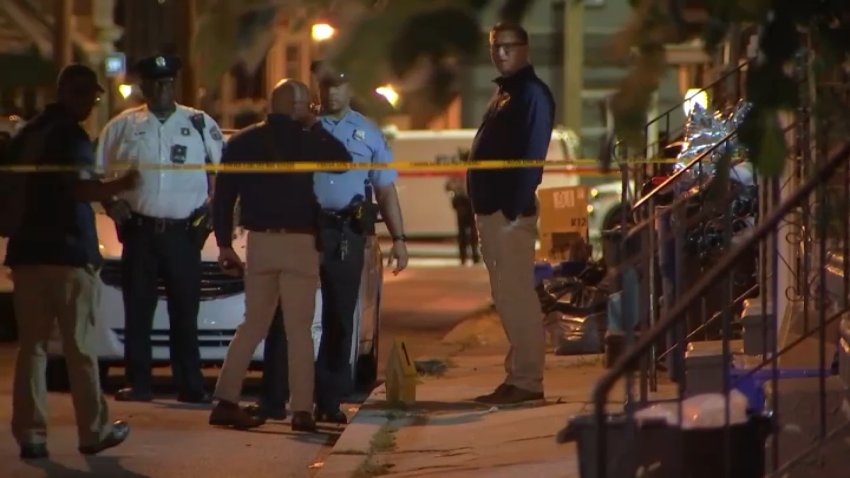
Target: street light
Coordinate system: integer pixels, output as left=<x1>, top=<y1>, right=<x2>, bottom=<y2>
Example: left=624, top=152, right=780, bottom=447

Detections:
left=311, top=23, right=336, bottom=42
left=118, top=84, right=133, bottom=99
left=375, top=84, right=399, bottom=108
left=683, top=88, right=708, bottom=117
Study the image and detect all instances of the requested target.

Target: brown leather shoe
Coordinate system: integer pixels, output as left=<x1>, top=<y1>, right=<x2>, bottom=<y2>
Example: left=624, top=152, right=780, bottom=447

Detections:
left=291, top=411, right=317, bottom=432
left=473, top=383, right=512, bottom=403
left=245, top=403, right=287, bottom=421
left=209, top=401, right=266, bottom=429
left=477, top=385, right=544, bottom=405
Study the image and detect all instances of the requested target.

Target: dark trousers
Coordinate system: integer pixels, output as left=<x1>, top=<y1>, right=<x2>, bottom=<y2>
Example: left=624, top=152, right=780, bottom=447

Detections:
left=263, top=218, right=365, bottom=412
left=259, top=305, right=289, bottom=412
left=453, top=196, right=480, bottom=264
left=120, top=219, right=205, bottom=395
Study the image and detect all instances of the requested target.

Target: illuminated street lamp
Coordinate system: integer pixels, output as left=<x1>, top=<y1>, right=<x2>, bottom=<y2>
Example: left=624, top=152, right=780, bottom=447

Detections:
left=118, top=83, right=134, bottom=99
left=683, top=88, right=708, bottom=117
left=311, top=23, right=336, bottom=42
left=375, top=84, right=399, bottom=108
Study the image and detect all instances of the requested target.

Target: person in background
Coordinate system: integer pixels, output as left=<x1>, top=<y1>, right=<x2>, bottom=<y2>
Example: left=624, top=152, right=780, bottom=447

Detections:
left=4, top=64, right=134, bottom=459
left=95, top=54, right=224, bottom=404
left=467, top=22, right=555, bottom=405
left=208, top=79, right=351, bottom=432
left=444, top=148, right=480, bottom=265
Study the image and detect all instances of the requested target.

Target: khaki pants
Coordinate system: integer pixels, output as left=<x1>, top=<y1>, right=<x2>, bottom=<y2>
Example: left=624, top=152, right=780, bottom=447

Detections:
left=477, top=212, right=545, bottom=393
left=11, top=265, right=111, bottom=447
left=214, top=232, right=320, bottom=413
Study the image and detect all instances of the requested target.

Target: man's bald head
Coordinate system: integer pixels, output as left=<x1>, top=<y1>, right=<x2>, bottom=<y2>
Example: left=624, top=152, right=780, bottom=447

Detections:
left=270, top=79, right=311, bottom=119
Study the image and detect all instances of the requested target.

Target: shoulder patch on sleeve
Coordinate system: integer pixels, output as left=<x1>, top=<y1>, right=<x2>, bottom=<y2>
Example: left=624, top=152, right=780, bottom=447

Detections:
left=210, top=125, right=223, bottom=141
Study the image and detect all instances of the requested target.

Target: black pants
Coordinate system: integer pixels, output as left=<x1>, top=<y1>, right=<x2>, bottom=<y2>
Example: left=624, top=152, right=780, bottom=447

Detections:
left=453, top=196, right=480, bottom=264
left=259, top=305, right=289, bottom=412
left=261, top=218, right=364, bottom=412
left=120, top=218, right=204, bottom=395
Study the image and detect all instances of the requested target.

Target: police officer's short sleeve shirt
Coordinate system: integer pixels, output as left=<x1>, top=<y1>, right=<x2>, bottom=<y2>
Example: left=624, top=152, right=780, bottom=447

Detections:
left=95, top=104, right=224, bottom=219
left=313, top=110, right=397, bottom=211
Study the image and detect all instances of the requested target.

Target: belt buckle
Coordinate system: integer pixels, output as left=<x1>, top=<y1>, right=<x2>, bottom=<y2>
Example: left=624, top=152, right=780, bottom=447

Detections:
left=154, top=218, right=167, bottom=233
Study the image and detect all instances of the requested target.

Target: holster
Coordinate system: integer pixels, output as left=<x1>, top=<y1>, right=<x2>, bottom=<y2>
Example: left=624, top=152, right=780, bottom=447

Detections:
left=351, top=200, right=379, bottom=236
left=189, top=204, right=213, bottom=249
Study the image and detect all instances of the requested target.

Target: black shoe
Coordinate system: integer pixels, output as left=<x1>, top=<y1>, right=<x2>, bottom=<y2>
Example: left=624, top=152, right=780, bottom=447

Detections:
left=477, top=385, right=544, bottom=405
left=291, top=411, right=317, bottom=432
left=473, top=383, right=512, bottom=403
left=114, top=387, right=153, bottom=402
left=315, top=408, right=348, bottom=424
left=20, top=443, right=48, bottom=460
left=79, top=420, right=130, bottom=455
left=209, top=401, right=266, bottom=429
left=245, top=403, right=287, bottom=420
left=177, top=391, right=213, bottom=404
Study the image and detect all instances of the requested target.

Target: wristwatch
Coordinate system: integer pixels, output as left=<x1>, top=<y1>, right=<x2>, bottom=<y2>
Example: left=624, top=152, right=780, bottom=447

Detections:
left=392, top=234, right=407, bottom=242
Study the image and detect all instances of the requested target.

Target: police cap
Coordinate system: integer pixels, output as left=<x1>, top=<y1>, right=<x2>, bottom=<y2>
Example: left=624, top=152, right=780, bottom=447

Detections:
left=311, top=60, right=349, bottom=86
left=135, top=54, right=182, bottom=80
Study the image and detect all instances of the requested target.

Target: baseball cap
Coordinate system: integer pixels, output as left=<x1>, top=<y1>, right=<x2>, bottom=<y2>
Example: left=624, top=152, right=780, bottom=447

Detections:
left=57, top=64, right=105, bottom=92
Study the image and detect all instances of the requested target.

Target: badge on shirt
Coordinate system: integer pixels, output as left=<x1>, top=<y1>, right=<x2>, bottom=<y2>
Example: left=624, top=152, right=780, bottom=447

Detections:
left=181, top=127, right=191, bottom=136
left=170, top=144, right=188, bottom=164
left=354, top=129, right=365, bottom=141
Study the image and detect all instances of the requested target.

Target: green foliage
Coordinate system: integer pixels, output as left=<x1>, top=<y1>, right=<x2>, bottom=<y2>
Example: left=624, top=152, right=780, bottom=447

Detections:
left=619, top=0, right=850, bottom=175
left=193, top=0, right=523, bottom=123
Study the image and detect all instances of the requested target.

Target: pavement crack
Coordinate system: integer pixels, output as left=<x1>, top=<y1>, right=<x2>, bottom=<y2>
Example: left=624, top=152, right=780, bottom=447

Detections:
left=506, top=434, right=555, bottom=443
left=391, top=446, right=473, bottom=455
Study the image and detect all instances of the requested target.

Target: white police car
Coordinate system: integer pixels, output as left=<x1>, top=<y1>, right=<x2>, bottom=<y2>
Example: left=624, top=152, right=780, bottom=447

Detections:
left=44, top=129, right=383, bottom=391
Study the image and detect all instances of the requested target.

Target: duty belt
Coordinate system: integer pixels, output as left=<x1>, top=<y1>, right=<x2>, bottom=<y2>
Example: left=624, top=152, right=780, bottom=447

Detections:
left=244, top=226, right=316, bottom=235
left=130, top=213, right=190, bottom=233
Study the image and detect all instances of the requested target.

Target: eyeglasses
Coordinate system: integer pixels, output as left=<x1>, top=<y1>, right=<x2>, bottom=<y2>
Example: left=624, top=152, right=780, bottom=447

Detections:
left=489, top=42, right=527, bottom=53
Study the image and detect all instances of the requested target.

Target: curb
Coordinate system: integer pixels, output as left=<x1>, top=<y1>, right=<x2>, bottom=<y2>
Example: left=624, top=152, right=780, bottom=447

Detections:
left=315, top=384, right=390, bottom=478
left=316, top=303, right=494, bottom=477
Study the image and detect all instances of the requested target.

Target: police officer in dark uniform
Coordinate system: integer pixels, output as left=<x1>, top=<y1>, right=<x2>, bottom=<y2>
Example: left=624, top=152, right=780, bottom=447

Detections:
left=208, top=79, right=351, bottom=432
left=96, top=55, right=224, bottom=403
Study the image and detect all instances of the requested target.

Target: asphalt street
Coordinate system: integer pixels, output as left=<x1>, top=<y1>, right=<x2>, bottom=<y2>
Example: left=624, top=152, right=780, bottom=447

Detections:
left=0, top=261, right=491, bottom=478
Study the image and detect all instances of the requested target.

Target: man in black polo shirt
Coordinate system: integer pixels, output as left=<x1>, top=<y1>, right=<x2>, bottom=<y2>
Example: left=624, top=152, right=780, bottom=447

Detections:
left=208, top=79, right=351, bottom=432
left=4, top=64, right=136, bottom=458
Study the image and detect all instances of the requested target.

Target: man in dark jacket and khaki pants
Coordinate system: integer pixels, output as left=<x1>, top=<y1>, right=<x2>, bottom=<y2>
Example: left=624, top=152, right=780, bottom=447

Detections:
left=468, top=22, right=555, bottom=405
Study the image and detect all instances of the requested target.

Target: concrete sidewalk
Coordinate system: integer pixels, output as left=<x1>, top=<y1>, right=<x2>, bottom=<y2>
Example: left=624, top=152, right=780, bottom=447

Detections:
left=315, top=315, right=668, bottom=478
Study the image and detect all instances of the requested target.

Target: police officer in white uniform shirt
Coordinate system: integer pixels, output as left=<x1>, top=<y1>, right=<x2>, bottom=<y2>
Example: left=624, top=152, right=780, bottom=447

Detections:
left=95, top=54, right=223, bottom=403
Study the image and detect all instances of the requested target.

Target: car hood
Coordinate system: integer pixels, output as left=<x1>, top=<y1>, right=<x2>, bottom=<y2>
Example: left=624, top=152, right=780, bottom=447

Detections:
left=95, top=212, right=248, bottom=262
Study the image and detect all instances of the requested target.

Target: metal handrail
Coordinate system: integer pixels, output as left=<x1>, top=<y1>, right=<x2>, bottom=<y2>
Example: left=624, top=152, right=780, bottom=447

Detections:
left=631, top=130, right=737, bottom=212
left=589, top=142, right=850, bottom=477
left=645, top=60, right=752, bottom=132
left=655, top=283, right=758, bottom=362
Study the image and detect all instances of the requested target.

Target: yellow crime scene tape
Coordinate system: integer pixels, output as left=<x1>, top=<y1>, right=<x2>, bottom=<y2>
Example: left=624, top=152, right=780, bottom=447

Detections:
left=0, top=157, right=679, bottom=174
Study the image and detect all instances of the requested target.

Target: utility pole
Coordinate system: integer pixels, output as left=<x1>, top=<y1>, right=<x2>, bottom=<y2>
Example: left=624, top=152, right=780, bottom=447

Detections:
left=563, top=0, right=583, bottom=134
left=54, top=0, right=73, bottom=68
left=177, top=0, right=197, bottom=107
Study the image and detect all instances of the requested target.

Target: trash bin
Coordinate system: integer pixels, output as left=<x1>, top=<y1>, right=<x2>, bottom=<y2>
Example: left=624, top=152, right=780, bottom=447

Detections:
left=559, top=412, right=773, bottom=478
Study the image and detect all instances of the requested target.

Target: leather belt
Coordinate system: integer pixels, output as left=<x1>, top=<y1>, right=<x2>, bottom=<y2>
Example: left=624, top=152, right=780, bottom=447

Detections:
left=245, top=226, right=316, bottom=235
left=130, top=213, right=190, bottom=233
